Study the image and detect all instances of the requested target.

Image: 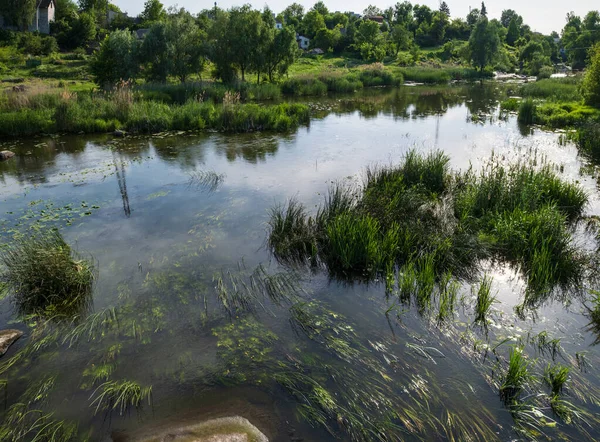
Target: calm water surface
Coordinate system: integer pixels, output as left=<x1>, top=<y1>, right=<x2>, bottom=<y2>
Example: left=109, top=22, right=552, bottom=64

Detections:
left=1, top=85, right=599, bottom=441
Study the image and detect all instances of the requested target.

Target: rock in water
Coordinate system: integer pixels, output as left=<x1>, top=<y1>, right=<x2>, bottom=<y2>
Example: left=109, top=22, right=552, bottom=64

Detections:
left=0, top=330, right=23, bottom=356
left=131, top=416, right=268, bottom=442
left=0, top=151, right=15, bottom=161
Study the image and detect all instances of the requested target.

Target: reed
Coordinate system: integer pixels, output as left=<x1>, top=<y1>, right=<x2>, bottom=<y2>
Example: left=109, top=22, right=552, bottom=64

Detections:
left=89, top=380, right=152, bottom=417
left=0, top=231, right=95, bottom=318
left=517, top=99, right=536, bottom=125
left=543, top=363, right=570, bottom=397
left=473, top=274, right=496, bottom=325
left=500, top=346, right=533, bottom=403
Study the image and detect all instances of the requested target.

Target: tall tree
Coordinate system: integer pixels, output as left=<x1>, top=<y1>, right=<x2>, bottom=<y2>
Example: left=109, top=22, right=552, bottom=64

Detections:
left=0, top=0, right=37, bottom=30
left=282, top=2, right=304, bottom=28
left=90, top=29, right=139, bottom=85
left=439, top=2, right=450, bottom=18
left=310, top=1, right=328, bottom=16
left=500, top=9, right=523, bottom=28
left=301, top=9, right=326, bottom=38
left=227, top=5, right=264, bottom=81
left=506, top=17, right=520, bottom=46
left=469, top=16, right=500, bottom=70
left=582, top=42, right=600, bottom=106
left=466, top=8, right=480, bottom=27
left=480, top=2, right=487, bottom=17
left=140, top=0, right=166, bottom=25
left=363, top=5, right=383, bottom=17
left=263, top=27, right=299, bottom=81
left=393, top=1, right=413, bottom=26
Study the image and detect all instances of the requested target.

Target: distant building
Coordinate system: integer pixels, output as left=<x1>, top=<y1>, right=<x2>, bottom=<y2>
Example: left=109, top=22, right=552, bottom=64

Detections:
left=0, top=0, right=56, bottom=34
left=365, top=15, right=384, bottom=24
left=135, top=29, right=150, bottom=40
left=297, top=35, right=310, bottom=50
left=275, top=22, right=283, bottom=30
left=107, top=10, right=128, bottom=25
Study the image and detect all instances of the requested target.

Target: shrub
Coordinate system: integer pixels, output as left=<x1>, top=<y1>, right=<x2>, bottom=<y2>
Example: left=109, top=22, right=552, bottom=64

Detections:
left=537, top=66, right=554, bottom=80
left=517, top=99, right=536, bottom=125
left=0, top=231, right=95, bottom=318
left=582, top=42, right=600, bottom=107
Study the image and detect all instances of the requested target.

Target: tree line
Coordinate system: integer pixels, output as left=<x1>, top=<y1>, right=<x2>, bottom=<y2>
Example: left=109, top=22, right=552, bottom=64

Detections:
left=0, top=0, right=599, bottom=84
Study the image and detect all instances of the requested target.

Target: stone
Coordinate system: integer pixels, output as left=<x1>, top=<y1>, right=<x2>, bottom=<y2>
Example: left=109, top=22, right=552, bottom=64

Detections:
left=0, top=329, right=23, bottom=356
left=0, top=151, right=15, bottom=161
left=113, top=130, right=127, bottom=137
left=131, top=416, right=268, bottom=442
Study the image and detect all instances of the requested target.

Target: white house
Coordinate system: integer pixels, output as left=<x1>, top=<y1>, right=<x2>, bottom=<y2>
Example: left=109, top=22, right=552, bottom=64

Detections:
left=275, top=21, right=283, bottom=30
left=297, top=35, right=310, bottom=50
left=0, top=0, right=55, bottom=34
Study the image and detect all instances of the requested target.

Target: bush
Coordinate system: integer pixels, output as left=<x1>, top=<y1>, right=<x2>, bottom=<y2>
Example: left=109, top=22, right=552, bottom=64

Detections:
left=537, top=66, right=554, bottom=80
left=519, top=77, right=582, bottom=102
left=0, top=231, right=95, bottom=318
left=518, top=99, right=536, bottom=125
left=582, top=43, right=600, bottom=107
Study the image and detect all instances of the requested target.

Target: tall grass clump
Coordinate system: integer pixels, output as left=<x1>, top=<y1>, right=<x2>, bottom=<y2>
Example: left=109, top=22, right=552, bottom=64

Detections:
left=517, top=99, right=536, bottom=125
left=543, top=364, right=569, bottom=397
left=89, top=380, right=152, bottom=417
left=280, top=77, right=328, bottom=96
left=0, top=231, right=95, bottom=318
left=268, top=151, right=588, bottom=311
left=267, top=199, right=316, bottom=264
left=500, top=346, right=533, bottom=403
left=357, top=63, right=403, bottom=87
left=473, top=274, right=496, bottom=325
left=519, top=77, right=582, bottom=102
left=576, top=121, right=600, bottom=162
left=399, top=67, right=451, bottom=84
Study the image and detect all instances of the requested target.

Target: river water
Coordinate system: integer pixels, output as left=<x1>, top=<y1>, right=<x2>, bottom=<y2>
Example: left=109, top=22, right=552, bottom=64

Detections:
left=1, top=85, right=599, bottom=441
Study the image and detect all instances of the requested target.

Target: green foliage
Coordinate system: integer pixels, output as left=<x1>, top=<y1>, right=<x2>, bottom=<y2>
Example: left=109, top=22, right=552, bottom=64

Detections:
left=576, top=121, right=600, bottom=161
left=473, top=274, right=496, bottom=324
left=518, top=77, right=582, bottom=102
left=543, top=364, right=570, bottom=396
left=0, top=231, right=95, bottom=318
left=518, top=99, right=536, bottom=125
left=500, top=346, right=532, bottom=403
left=89, top=380, right=152, bottom=416
left=468, top=17, right=500, bottom=71
left=90, top=29, right=139, bottom=86
left=582, top=43, right=600, bottom=107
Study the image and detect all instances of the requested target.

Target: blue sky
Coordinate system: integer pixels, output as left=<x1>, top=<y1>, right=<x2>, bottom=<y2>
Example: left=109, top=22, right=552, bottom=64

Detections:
left=112, top=0, right=596, bottom=35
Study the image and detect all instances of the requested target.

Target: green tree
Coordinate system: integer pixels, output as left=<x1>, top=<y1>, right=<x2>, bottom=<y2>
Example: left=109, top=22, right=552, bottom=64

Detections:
left=393, top=1, right=413, bottom=26
left=68, top=11, right=97, bottom=48
left=314, top=27, right=341, bottom=51
left=481, top=2, right=487, bottom=17
left=140, top=0, right=166, bottom=25
left=354, top=19, right=385, bottom=61
left=301, top=9, right=326, bottom=39
left=390, top=24, right=412, bottom=55
left=466, top=8, right=480, bottom=28
left=54, top=0, right=78, bottom=21
left=90, top=29, right=139, bottom=85
left=263, top=27, right=298, bottom=81
left=500, top=9, right=523, bottom=28
left=363, top=5, right=383, bottom=17
left=167, top=10, right=206, bottom=82
left=469, top=16, right=500, bottom=70
left=310, top=1, right=328, bottom=16
left=506, top=17, right=520, bottom=46
left=0, top=0, right=36, bottom=30
left=227, top=5, right=264, bottom=81
left=139, top=21, right=169, bottom=82
left=439, top=2, right=450, bottom=17
left=582, top=43, right=600, bottom=106
left=282, top=3, right=304, bottom=28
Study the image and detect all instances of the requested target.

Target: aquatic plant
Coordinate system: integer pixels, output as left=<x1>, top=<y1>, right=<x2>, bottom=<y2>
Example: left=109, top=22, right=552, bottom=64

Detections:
left=576, top=122, right=600, bottom=162
left=500, top=346, right=533, bottom=403
left=543, top=363, right=570, bottom=397
left=473, top=274, right=496, bottom=325
left=529, top=331, right=562, bottom=361
left=585, top=291, right=600, bottom=344
left=436, top=271, right=459, bottom=323
left=518, top=77, right=582, bottom=102
left=517, top=99, right=536, bottom=125
left=267, top=198, right=316, bottom=264
left=89, top=380, right=152, bottom=417
left=0, top=231, right=95, bottom=318
left=187, top=170, right=225, bottom=192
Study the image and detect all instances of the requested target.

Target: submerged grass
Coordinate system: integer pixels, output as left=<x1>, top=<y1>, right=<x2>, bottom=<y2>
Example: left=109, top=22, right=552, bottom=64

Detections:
left=500, top=346, right=533, bottom=404
left=89, top=380, right=152, bottom=417
left=0, top=231, right=95, bottom=319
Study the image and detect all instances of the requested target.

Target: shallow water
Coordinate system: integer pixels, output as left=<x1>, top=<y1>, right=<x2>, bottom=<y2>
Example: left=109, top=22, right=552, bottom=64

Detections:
left=1, top=84, right=599, bottom=441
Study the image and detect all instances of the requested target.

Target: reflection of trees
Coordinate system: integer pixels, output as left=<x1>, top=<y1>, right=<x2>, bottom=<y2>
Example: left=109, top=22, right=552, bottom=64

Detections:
left=0, top=137, right=88, bottom=186
left=213, top=133, right=295, bottom=164
left=150, top=134, right=208, bottom=170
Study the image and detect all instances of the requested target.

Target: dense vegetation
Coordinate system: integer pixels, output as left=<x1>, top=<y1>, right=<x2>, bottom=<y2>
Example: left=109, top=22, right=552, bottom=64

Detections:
left=268, top=150, right=588, bottom=309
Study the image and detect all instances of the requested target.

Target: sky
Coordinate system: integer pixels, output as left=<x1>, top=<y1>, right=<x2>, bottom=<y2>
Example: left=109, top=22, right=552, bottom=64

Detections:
left=111, top=0, right=597, bottom=35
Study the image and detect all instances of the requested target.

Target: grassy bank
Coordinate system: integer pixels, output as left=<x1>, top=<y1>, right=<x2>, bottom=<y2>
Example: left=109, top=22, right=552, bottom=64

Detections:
left=0, top=88, right=310, bottom=137
left=399, top=66, right=493, bottom=84
left=268, top=150, right=588, bottom=309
